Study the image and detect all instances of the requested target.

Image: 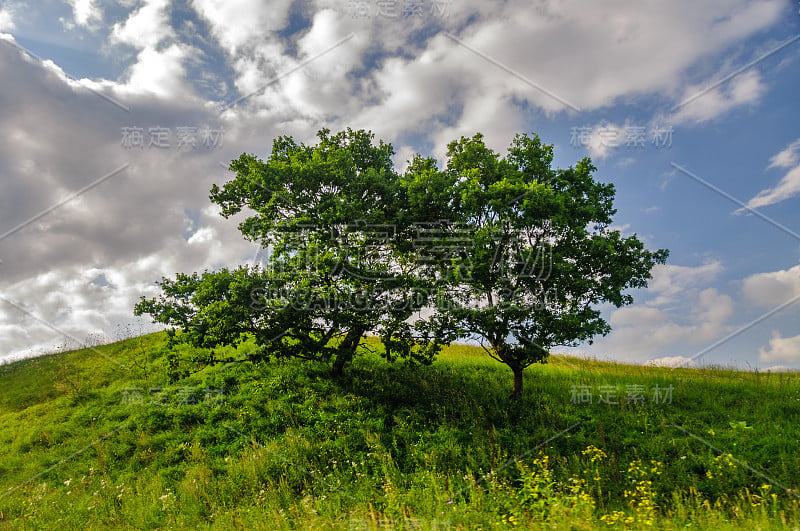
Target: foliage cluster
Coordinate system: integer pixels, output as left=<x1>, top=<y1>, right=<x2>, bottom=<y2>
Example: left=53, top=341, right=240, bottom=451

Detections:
left=135, top=129, right=667, bottom=396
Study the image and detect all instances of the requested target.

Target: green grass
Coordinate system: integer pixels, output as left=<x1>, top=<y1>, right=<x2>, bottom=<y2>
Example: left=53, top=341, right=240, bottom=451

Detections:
left=1, top=332, right=799, bottom=529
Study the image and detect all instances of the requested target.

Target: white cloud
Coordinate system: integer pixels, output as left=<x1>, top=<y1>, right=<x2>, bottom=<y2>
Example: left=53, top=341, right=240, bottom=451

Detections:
left=0, top=35, right=259, bottom=362
left=183, top=0, right=789, bottom=158
left=430, top=93, right=527, bottom=162
left=609, top=306, right=664, bottom=327
left=0, top=0, right=792, bottom=368
left=647, top=261, right=723, bottom=306
left=106, top=0, right=199, bottom=99
left=111, top=0, right=173, bottom=49
left=742, top=264, right=800, bottom=307
left=353, top=36, right=470, bottom=149
left=392, top=145, right=417, bottom=173
left=121, top=44, right=193, bottom=99
left=0, top=204, right=255, bottom=361
left=759, top=331, right=800, bottom=364
left=587, top=123, right=626, bottom=160
left=191, top=0, right=293, bottom=54
left=458, top=1, right=777, bottom=112
left=182, top=0, right=788, bottom=160
left=65, top=0, right=101, bottom=28
left=740, top=138, right=800, bottom=210
left=669, top=70, right=765, bottom=124
left=761, top=365, right=798, bottom=373
left=567, top=122, right=652, bottom=161
left=0, top=239, right=230, bottom=361
left=646, top=356, right=697, bottom=368
left=590, top=263, right=800, bottom=365
left=692, top=287, right=734, bottom=340
left=333, top=0, right=784, bottom=159
left=0, top=5, right=15, bottom=32
left=589, top=261, right=733, bottom=360
left=768, top=139, right=800, bottom=169
left=279, top=9, right=367, bottom=120
left=606, top=223, right=632, bottom=235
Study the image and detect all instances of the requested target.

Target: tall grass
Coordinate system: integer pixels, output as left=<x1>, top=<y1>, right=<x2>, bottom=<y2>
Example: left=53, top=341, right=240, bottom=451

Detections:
left=1, top=332, right=798, bottom=529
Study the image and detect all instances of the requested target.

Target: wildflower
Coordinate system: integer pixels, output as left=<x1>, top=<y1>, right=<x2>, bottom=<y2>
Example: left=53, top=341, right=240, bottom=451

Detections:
left=582, top=445, right=607, bottom=463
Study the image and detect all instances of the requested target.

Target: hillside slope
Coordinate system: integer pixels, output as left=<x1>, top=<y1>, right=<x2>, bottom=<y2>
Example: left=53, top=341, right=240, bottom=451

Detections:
left=1, top=333, right=799, bottom=529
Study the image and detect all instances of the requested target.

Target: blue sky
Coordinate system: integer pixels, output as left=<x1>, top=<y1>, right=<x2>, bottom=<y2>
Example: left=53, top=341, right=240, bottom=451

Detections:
left=0, top=0, right=799, bottom=369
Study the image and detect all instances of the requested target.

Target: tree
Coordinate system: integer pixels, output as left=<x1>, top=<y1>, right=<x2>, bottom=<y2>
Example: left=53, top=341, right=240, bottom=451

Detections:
left=135, top=128, right=666, bottom=394
left=135, top=128, right=444, bottom=377
left=403, top=133, right=668, bottom=397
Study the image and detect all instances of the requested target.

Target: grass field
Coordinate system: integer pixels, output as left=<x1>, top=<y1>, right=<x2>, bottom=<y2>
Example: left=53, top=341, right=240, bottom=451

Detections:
left=1, top=332, right=799, bottom=529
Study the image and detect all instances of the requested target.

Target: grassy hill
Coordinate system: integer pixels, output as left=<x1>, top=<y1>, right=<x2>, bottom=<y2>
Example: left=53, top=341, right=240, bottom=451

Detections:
left=1, top=332, right=799, bottom=529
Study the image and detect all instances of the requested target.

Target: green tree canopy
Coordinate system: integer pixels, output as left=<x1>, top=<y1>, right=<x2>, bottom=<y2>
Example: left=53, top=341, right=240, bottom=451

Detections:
left=135, top=128, right=667, bottom=395
left=403, top=132, right=668, bottom=397
left=136, top=128, right=445, bottom=378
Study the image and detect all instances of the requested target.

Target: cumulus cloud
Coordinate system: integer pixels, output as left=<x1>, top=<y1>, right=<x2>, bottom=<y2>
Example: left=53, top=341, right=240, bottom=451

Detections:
left=0, top=5, right=15, bottom=32
left=581, top=257, right=734, bottom=361
left=0, top=0, right=792, bottom=364
left=759, top=331, right=800, bottom=364
left=741, top=264, right=800, bottom=307
left=646, top=261, right=723, bottom=306
left=106, top=0, right=201, bottom=100
left=585, top=122, right=627, bottom=160
left=599, top=287, right=734, bottom=360
left=436, top=0, right=780, bottom=113
left=593, top=262, right=798, bottom=364
left=122, top=44, right=194, bottom=99
left=191, top=0, right=293, bottom=54
left=0, top=234, right=242, bottom=361
left=111, top=0, right=173, bottom=49
left=0, top=34, right=259, bottom=361
left=64, top=0, right=102, bottom=29
left=209, top=0, right=785, bottom=157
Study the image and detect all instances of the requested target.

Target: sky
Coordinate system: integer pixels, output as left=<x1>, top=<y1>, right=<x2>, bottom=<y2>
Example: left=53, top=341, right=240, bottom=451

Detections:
left=0, top=0, right=799, bottom=370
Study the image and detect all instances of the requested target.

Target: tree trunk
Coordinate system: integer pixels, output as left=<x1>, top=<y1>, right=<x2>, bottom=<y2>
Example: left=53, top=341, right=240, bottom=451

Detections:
left=331, top=350, right=349, bottom=377
left=332, top=326, right=364, bottom=376
left=510, top=365, right=524, bottom=399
